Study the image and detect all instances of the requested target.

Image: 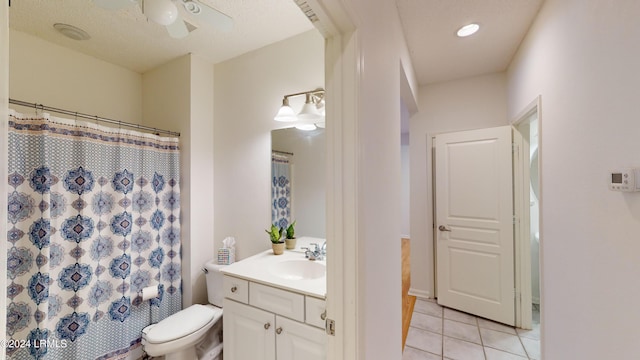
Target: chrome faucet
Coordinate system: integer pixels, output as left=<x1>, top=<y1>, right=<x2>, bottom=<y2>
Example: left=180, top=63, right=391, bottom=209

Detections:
left=302, top=242, right=326, bottom=261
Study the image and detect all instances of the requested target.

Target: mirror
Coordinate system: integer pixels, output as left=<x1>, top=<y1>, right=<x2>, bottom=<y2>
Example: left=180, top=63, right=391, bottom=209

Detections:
left=271, top=127, right=325, bottom=238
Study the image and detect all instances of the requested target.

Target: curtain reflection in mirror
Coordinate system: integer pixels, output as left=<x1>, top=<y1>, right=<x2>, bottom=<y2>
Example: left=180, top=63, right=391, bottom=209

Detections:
left=271, top=152, right=292, bottom=229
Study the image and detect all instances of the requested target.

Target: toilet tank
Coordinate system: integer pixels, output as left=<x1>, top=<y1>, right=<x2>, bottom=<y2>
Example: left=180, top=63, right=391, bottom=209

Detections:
left=204, top=261, right=225, bottom=307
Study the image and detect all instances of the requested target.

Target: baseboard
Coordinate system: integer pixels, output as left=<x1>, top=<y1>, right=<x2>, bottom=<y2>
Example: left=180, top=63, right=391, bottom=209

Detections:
left=408, top=287, right=432, bottom=300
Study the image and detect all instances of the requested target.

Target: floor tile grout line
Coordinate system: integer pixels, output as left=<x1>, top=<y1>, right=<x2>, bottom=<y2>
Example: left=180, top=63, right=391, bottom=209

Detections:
left=404, top=344, right=442, bottom=358
left=517, top=332, right=532, bottom=359
left=476, top=316, right=488, bottom=360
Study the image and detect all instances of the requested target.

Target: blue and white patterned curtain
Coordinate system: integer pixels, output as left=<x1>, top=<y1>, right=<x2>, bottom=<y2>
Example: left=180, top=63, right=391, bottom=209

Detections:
left=271, top=153, right=291, bottom=229
left=6, top=111, right=181, bottom=359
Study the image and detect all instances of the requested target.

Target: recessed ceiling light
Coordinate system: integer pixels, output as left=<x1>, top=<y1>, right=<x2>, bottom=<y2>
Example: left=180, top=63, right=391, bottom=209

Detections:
left=456, top=23, right=480, bottom=38
left=53, top=23, right=91, bottom=41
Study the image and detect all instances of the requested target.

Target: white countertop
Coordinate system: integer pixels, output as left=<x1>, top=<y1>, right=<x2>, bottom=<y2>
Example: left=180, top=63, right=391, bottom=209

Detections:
left=220, top=237, right=326, bottom=299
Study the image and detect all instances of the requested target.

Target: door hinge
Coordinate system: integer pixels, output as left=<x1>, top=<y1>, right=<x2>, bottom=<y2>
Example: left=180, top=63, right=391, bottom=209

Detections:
left=326, top=318, right=335, bottom=336
left=514, top=288, right=521, bottom=300
left=513, top=216, right=519, bottom=225
left=512, top=143, right=519, bottom=155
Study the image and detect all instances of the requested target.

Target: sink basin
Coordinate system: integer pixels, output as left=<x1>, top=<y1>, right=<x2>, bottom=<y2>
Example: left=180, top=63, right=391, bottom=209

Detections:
left=269, top=260, right=326, bottom=280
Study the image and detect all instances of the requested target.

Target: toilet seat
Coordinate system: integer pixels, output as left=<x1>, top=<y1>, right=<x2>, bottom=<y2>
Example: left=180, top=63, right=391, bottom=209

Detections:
left=143, top=304, right=222, bottom=344
left=142, top=304, right=223, bottom=357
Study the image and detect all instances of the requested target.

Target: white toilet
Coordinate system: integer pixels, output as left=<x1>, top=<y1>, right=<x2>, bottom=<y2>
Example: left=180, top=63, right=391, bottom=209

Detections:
left=142, top=261, right=225, bottom=360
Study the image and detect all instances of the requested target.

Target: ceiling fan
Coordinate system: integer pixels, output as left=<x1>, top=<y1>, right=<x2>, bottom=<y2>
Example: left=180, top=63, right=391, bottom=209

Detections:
left=94, top=0, right=233, bottom=38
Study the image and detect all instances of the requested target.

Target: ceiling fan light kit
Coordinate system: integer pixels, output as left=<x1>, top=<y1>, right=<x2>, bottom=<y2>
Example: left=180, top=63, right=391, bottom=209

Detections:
left=94, top=0, right=233, bottom=38
left=143, top=0, right=179, bottom=26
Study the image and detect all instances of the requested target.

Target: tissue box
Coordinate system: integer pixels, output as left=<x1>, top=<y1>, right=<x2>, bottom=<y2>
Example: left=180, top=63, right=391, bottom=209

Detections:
left=217, top=248, right=235, bottom=265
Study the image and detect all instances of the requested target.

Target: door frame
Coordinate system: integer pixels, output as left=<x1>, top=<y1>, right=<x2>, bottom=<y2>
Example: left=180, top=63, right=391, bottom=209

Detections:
left=511, top=95, right=542, bottom=330
left=305, top=1, right=358, bottom=359
left=1, top=2, right=9, bottom=358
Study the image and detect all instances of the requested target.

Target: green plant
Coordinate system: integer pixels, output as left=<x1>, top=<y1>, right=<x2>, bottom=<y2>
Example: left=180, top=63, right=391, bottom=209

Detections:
left=286, top=220, right=296, bottom=239
left=265, top=224, right=284, bottom=244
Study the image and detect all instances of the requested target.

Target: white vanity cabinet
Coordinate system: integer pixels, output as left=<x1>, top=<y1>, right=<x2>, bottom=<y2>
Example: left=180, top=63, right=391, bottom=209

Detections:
left=276, top=315, right=326, bottom=360
left=224, top=299, right=275, bottom=360
left=223, top=275, right=326, bottom=360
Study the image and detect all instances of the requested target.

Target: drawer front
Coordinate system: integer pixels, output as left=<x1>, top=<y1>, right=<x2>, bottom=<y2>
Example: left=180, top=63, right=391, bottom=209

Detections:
left=223, top=276, right=249, bottom=304
left=249, top=282, right=305, bottom=322
left=305, top=296, right=326, bottom=329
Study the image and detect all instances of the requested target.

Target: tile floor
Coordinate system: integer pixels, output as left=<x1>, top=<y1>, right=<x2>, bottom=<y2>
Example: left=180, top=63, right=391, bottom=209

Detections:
left=403, top=299, right=541, bottom=360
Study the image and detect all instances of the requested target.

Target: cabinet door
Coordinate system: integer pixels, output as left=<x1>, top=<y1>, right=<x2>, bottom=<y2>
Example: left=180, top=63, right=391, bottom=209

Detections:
left=276, top=316, right=326, bottom=360
left=224, top=299, right=275, bottom=360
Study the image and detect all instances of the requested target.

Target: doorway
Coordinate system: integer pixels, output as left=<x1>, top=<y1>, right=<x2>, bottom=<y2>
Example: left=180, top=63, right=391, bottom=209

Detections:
left=513, top=98, right=542, bottom=331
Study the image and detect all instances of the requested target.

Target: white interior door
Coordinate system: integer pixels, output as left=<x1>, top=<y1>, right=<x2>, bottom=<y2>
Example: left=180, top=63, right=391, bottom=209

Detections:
left=435, top=126, right=515, bottom=326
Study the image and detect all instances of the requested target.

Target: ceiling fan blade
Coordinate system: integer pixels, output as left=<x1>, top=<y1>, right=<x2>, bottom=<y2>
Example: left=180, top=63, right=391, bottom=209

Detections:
left=166, top=18, right=190, bottom=39
left=182, top=0, right=233, bottom=32
left=94, top=0, right=137, bottom=10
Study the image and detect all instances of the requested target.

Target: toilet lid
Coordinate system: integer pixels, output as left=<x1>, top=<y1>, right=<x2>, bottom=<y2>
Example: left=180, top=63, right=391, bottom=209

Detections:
left=144, top=304, right=222, bottom=343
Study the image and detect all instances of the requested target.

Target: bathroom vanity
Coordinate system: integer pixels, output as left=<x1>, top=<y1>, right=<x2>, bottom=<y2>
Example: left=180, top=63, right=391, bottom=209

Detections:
left=221, top=238, right=327, bottom=360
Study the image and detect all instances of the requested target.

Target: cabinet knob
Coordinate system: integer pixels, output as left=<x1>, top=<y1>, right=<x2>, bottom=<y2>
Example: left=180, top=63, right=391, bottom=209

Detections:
left=231, top=286, right=238, bottom=293
left=264, top=322, right=271, bottom=330
left=276, top=327, right=283, bottom=335
left=320, top=310, right=327, bottom=320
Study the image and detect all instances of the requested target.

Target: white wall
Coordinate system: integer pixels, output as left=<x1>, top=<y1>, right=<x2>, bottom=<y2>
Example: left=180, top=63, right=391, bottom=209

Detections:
left=409, top=73, right=508, bottom=298
left=142, top=54, right=215, bottom=306
left=401, top=142, right=410, bottom=238
left=271, top=128, right=326, bottom=238
left=507, top=0, right=640, bottom=358
left=9, top=30, right=142, bottom=123
left=213, top=30, right=324, bottom=259
left=401, top=101, right=411, bottom=239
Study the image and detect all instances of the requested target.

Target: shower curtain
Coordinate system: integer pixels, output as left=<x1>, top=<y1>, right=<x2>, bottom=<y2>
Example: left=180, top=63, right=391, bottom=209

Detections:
left=5, top=111, right=181, bottom=359
left=271, top=153, right=291, bottom=229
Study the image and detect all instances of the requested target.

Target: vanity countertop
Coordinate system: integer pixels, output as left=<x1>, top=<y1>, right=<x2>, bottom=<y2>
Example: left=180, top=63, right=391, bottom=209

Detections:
left=220, top=237, right=326, bottom=299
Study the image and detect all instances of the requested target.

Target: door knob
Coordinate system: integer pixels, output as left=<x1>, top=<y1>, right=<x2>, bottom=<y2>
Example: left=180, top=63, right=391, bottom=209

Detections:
left=438, top=225, right=452, bottom=232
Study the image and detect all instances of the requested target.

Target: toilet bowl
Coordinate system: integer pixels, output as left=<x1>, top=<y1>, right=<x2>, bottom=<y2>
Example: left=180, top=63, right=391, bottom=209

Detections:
left=142, top=304, right=222, bottom=359
left=142, top=261, right=225, bottom=360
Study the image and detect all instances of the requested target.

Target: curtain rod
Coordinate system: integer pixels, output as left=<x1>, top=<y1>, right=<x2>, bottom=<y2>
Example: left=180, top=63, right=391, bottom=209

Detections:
left=272, top=150, right=294, bottom=156
left=9, top=98, right=180, bottom=137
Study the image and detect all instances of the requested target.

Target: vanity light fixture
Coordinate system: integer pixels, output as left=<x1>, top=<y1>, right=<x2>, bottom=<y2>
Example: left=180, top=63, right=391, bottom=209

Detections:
left=274, top=98, right=297, bottom=122
left=456, top=23, right=480, bottom=37
left=274, top=89, right=325, bottom=129
left=298, top=93, right=323, bottom=121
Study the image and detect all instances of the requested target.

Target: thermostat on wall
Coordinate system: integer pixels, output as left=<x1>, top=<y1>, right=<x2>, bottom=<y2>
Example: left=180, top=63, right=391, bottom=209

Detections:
left=609, top=168, right=640, bottom=192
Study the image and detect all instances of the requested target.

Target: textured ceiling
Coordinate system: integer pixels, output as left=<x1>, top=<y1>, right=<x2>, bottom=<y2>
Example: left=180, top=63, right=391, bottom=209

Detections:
left=9, top=0, right=315, bottom=73
left=9, top=1, right=544, bottom=84
left=396, top=0, right=544, bottom=85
